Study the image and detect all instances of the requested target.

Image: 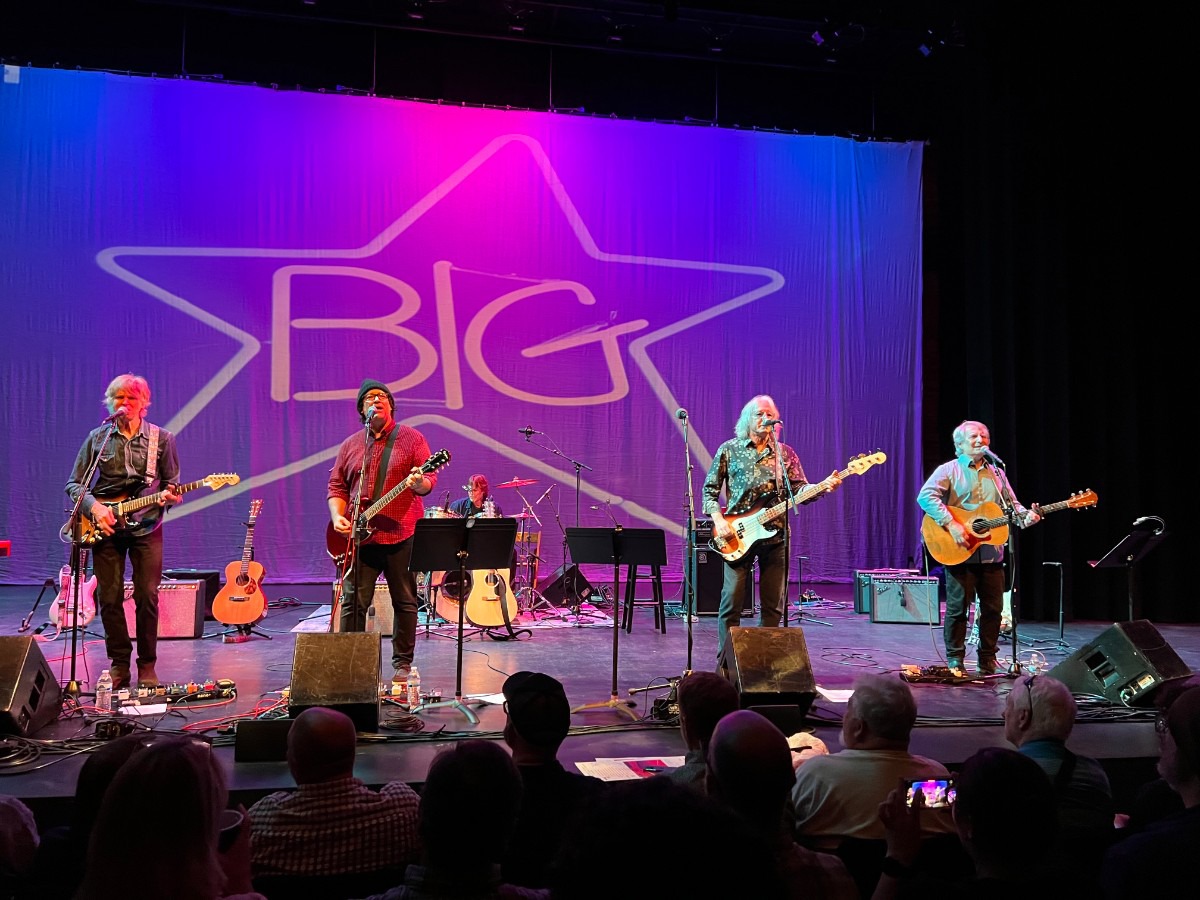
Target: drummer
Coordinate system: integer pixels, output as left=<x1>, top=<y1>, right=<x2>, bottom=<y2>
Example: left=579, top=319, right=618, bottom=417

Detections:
left=447, top=474, right=503, bottom=519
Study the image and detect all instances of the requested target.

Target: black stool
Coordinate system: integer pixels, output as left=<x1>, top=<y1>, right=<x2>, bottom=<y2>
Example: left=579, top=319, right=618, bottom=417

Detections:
left=622, top=563, right=666, bottom=634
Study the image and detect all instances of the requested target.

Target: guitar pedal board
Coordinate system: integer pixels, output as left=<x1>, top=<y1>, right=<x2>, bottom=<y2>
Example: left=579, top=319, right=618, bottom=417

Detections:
left=115, top=678, right=236, bottom=706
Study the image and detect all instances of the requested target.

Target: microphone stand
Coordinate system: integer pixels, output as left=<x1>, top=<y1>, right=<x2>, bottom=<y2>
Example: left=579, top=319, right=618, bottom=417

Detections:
left=985, top=455, right=1023, bottom=677
left=522, top=429, right=593, bottom=602
left=678, top=413, right=697, bottom=674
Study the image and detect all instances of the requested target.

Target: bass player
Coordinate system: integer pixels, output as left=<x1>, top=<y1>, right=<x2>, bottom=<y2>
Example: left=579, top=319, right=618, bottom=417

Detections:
left=702, top=395, right=840, bottom=673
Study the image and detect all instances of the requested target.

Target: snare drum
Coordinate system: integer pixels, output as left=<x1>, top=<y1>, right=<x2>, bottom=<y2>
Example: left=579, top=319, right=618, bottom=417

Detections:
left=425, top=507, right=461, bottom=519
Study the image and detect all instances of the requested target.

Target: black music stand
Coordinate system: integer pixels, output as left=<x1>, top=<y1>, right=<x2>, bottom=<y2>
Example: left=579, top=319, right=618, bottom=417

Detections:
left=567, top=526, right=654, bottom=721
left=1090, top=518, right=1168, bottom=622
left=409, top=517, right=517, bottom=723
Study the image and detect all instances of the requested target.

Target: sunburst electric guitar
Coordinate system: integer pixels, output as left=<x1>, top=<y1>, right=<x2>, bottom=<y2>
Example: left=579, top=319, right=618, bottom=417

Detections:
left=212, top=499, right=267, bottom=626
left=67, top=473, right=241, bottom=545
left=922, top=489, right=1098, bottom=566
left=710, top=452, right=887, bottom=563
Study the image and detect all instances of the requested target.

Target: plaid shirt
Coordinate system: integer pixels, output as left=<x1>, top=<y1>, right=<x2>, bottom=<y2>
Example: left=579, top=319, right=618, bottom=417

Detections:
left=247, top=777, right=421, bottom=877
left=327, top=422, right=436, bottom=545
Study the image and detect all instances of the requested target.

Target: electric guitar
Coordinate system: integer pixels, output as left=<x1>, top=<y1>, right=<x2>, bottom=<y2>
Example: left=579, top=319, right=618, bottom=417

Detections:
left=211, top=499, right=267, bottom=626
left=710, top=452, right=887, bottom=563
left=325, top=449, right=452, bottom=559
left=922, top=489, right=1098, bottom=566
left=49, top=547, right=97, bottom=628
left=68, top=473, right=241, bottom=544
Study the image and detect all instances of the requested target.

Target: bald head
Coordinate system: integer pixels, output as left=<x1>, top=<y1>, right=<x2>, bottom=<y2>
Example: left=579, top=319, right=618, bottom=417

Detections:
left=287, top=706, right=358, bottom=784
left=706, top=709, right=793, bottom=826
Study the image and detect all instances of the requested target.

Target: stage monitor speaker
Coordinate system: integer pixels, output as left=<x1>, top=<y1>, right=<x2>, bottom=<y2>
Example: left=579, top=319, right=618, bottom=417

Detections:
left=0, top=636, right=63, bottom=737
left=123, top=579, right=205, bottom=639
left=162, top=569, right=222, bottom=620
left=1048, top=619, right=1192, bottom=707
left=289, top=632, right=381, bottom=732
left=539, top=564, right=596, bottom=608
left=235, top=718, right=294, bottom=762
left=869, top=576, right=940, bottom=625
left=725, top=626, right=816, bottom=734
left=692, top=524, right=753, bottom=616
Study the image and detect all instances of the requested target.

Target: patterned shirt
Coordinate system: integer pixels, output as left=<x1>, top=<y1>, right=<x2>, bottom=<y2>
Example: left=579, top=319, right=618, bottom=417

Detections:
left=247, top=776, right=421, bottom=877
left=448, top=497, right=503, bottom=518
left=702, top=436, right=809, bottom=526
left=327, top=422, right=436, bottom=545
left=65, top=420, right=181, bottom=533
left=916, top=453, right=1031, bottom=564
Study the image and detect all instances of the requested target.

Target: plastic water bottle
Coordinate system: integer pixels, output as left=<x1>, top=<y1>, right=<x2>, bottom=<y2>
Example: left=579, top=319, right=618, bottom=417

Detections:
left=366, top=604, right=377, bottom=634
left=95, top=669, right=113, bottom=713
left=406, top=664, right=421, bottom=709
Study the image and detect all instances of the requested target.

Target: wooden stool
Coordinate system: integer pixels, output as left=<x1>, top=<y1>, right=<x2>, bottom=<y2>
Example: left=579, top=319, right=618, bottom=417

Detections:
left=622, top=563, right=666, bottom=634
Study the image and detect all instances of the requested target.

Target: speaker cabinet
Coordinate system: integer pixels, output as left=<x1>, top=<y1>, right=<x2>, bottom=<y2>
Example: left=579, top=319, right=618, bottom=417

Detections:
left=0, top=636, right=63, bottom=736
left=692, top=524, right=753, bottom=616
left=330, top=579, right=394, bottom=635
left=234, top=718, right=294, bottom=762
left=162, top=569, right=222, bottom=620
left=1048, top=620, right=1192, bottom=707
left=123, top=579, right=205, bottom=639
left=289, top=632, right=381, bottom=732
left=725, top=626, right=816, bottom=734
left=539, top=564, right=596, bottom=607
left=868, top=576, right=940, bottom=625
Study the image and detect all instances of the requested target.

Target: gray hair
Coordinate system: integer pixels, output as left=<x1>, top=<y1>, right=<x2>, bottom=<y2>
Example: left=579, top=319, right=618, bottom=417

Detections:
left=850, top=673, right=917, bottom=741
left=734, top=395, right=778, bottom=440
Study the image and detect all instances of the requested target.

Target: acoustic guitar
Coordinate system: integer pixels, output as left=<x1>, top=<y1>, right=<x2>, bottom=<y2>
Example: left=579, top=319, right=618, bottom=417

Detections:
left=49, top=547, right=97, bottom=629
left=66, top=473, right=241, bottom=545
left=212, top=499, right=267, bottom=626
left=434, top=568, right=517, bottom=629
left=922, top=489, right=1098, bottom=566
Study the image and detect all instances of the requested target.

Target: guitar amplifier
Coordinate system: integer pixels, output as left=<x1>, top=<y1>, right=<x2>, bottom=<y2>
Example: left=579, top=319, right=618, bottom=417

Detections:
left=123, top=579, right=206, bottom=639
left=330, top=579, right=394, bottom=636
left=854, top=569, right=921, bottom=614
left=867, top=576, right=940, bottom=625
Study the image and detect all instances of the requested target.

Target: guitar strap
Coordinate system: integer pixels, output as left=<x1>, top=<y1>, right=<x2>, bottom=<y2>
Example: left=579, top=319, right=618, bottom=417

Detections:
left=144, top=424, right=160, bottom=485
left=368, top=426, right=400, bottom=505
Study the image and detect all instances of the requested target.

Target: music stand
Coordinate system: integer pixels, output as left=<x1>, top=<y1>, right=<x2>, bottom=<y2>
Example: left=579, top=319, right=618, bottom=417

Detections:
left=1090, top=518, right=1168, bottom=622
left=567, top=526, right=651, bottom=721
left=408, top=517, right=517, bottom=723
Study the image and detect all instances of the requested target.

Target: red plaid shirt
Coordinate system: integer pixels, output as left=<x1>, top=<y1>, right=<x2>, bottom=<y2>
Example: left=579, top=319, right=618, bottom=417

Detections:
left=327, top=422, right=436, bottom=545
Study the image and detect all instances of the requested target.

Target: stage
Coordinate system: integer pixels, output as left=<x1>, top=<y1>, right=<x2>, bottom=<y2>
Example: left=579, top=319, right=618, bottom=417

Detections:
left=1, top=578, right=1194, bottom=830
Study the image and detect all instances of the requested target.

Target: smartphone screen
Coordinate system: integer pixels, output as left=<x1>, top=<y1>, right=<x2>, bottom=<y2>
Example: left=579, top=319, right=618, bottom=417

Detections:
left=905, top=778, right=956, bottom=808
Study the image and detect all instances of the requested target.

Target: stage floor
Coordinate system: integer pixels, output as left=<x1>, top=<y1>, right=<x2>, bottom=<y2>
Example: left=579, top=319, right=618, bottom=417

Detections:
left=2, top=579, right=1195, bottom=828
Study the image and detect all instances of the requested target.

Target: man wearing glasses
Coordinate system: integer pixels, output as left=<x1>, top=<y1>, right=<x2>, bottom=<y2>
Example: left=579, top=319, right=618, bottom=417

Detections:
left=327, top=378, right=436, bottom=687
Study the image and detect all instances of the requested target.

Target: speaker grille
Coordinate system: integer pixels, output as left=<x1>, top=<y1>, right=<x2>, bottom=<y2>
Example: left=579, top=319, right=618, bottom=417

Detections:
left=1048, top=620, right=1192, bottom=706
left=727, top=626, right=816, bottom=732
left=289, top=632, right=381, bottom=732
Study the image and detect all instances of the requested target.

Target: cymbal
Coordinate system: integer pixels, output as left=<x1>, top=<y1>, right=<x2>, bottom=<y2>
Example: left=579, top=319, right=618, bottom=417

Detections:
left=496, top=477, right=537, bottom=488
left=508, top=511, right=538, bottom=520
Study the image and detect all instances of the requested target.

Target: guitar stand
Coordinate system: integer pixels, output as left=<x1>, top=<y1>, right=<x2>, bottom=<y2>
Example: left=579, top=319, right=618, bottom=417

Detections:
left=408, top=517, right=517, bottom=723
left=17, top=578, right=57, bottom=634
left=210, top=622, right=271, bottom=643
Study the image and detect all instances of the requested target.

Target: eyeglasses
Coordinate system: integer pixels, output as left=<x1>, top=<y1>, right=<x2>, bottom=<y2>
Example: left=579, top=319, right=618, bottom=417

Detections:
left=362, top=392, right=389, bottom=404
left=1156, top=712, right=1170, bottom=737
left=502, top=700, right=510, bottom=716
left=1022, top=674, right=1038, bottom=716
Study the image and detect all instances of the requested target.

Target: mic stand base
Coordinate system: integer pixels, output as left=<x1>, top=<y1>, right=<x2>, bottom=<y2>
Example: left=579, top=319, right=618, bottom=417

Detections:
left=571, top=693, right=639, bottom=720
left=413, top=693, right=484, bottom=724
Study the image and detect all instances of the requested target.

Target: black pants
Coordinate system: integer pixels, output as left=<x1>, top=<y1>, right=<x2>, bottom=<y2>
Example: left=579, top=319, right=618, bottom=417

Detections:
left=944, top=561, right=1004, bottom=664
left=339, top=537, right=418, bottom=670
left=716, top=538, right=786, bottom=669
left=92, top=526, right=163, bottom=668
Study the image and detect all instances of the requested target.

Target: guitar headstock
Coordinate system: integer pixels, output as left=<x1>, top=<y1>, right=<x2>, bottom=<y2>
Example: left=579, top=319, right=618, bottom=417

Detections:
left=848, top=451, right=887, bottom=475
left=248, top=499, right=263, bottom=520
left=422, top=449, right=452, bottom=474
left=204, top=473, right=241, bottom=490
left=1067, top=489, right=1098, bottom=509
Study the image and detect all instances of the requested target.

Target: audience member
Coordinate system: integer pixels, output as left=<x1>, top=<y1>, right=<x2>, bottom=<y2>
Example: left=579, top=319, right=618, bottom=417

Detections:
left=872, top=746, right=1062, bottom=898
left=246, top=707, right=420, bottom=897
left=366, top=740, right=548, bottom=899
left=499, top=671, right=604, bottom=889
left=1101, top=684, right=1200, bottom=899
left=75, top=734, right=263, bottom=900
left=0, top=794, right=38, bottom=899
left=706, top=710, right=857, bottom=900
left=548, top=776, right=783, bottom=899
left=660, top=670, right=740, bottom=792
left=791, top=673, right=956, bottom=847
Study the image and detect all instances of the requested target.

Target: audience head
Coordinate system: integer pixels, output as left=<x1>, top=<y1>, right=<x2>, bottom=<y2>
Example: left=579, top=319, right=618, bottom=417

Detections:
left=77, top=735, right=228, bottom=900
left=70, top=731, right=162, bottom=839
left=843, top=673, right=917, bottom=749
left=1158, top=684, right=1200, bottom=802
left=502, top=671, right=571, bottom=756
left=0, top=794, right=38, bottom=883
left=677, top=670, right=740, bottom=752
left=287, top=706, right=358, bottom=784
left=952, top=747, right=1056, bottom=868
left=419, top=740, right=522, bottom=869
left=1003, top=674, right=1077, bottom=747
left=705, top=709, right=792, bottom=831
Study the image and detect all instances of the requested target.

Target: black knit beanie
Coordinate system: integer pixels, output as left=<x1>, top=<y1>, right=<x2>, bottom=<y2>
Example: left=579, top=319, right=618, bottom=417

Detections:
left=356, top=378, right=394, bottom=419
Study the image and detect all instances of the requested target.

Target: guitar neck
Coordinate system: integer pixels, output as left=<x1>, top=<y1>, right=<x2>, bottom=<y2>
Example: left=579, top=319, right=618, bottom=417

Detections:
left=763, top=465, right=852, bottom=520
left=363, top=472, right=421, bottom=521
left=116, top=478, right=207, bottom=515
left=240, top=524, right=257, bottom=576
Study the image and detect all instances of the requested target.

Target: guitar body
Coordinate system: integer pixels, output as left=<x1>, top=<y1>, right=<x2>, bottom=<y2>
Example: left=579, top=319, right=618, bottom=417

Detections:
left=50, top=554, right=97, bottom=628
left=212, top=559, right=268, bottom=625
left=709, top=505, right=781, bottom=563
left=433, top=569, right=516, bottom=628
left=77, top=493, right=153, bottom=544
left=921, top=502, right=1008, bottom=566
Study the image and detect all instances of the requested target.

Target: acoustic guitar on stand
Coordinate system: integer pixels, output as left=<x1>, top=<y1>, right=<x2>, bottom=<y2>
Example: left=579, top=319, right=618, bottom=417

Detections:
left=710, top=452, right=887, bottom=563
left=212, top=499, right=267, bottom=626
left=922, top=489, right=1098, bottom=566
left=49, top=546, right=97, bottom=629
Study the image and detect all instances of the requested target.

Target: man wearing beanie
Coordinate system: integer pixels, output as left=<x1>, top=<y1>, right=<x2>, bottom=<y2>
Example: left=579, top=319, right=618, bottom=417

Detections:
left=328, top=378, right=438, bottom=685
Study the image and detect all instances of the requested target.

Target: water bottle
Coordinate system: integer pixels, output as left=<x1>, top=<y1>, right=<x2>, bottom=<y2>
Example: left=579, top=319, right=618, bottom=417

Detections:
left=406, top=664, right=421, bottom=709
left=366, top=604, right=377, bottom=634
left=95, top=669, right=113, bottom=713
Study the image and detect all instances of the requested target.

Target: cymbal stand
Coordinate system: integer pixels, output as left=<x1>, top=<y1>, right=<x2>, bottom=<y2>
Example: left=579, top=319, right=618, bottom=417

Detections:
left=519, top=428, right=592, bottom=583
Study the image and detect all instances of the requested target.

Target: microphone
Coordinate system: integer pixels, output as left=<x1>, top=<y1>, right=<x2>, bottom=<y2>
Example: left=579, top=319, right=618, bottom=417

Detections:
left=103, top=406, right=129, bottom=422
left=762, top=418, right=783, bottom=427
left=675, top=408, right=688, bottom=420
left=518, top=426, right=541, bottom=437
left=442, top=489, right=451, bottom=512
left=536, top=484, right=555, bottom=504
left=982, top=447, right=1006, bottom=466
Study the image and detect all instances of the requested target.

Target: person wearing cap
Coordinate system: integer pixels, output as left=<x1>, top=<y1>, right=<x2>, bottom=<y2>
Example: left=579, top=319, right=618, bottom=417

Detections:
left=448, top=474, right=503, bottom=519
left=1101, top=684, right=1200, bottom=899
left=500, top=671, right=604, bottom=889
left=328, top=378, right=437, bottom=685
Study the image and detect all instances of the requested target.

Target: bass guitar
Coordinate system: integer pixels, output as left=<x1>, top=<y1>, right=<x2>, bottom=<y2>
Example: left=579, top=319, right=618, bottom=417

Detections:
left=212, top=499, right=267, bottom=626
left=68, top=473, right=241, bottom=545
left=325, top=449, right=452, bottom=559
left=710, top=452, right=887, bottom=563
left=49, top=547, right=97, bottom=629
left=922, top=489, right=1098, bottom=566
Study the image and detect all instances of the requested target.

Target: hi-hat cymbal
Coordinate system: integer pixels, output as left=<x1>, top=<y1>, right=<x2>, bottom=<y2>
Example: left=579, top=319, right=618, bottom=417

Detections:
left=496, top=477, right=537, bottom=488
